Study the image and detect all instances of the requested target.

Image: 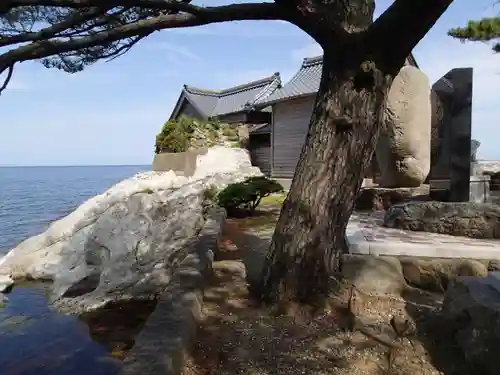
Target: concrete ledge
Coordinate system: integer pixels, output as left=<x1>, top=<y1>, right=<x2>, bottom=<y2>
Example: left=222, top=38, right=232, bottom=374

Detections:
left=152, top=149, right=208, bottom=176
left=346, top=222, right=500, bottom=260
left=120, top=207, right=226, bottom=375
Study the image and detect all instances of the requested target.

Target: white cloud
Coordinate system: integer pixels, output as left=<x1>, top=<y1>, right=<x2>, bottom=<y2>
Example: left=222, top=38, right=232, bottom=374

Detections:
left=416, top=38, right=500, bottom=105
left=148, top=42, right=200, bottom=63
left=4, top=77, right=31, bottom=91
left=167, top=20, right=299, bottom=38
left=270, top=41, right=323, bottom=81
left=0, top=61, right=128, bottom=93
left=213, top=68, right=278, bottom=89
left=291, top=42, right=323, bottom=62
left=0, top=67, right=32, bottom=92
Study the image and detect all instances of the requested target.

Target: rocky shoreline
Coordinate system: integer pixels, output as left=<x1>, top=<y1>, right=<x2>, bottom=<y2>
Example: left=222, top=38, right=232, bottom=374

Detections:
left=0, top=147, right=261, bottom=317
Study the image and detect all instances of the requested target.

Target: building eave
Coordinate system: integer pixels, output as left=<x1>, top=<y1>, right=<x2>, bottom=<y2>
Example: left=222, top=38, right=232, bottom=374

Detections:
left=179, top=73, right=281, bottom=118
left=255, top=52, right=420, bottom=107
left=255, top=92, right=316, bottom=107
left=169, top=89, right=209, bottom=121
left=184, top=73, right=280, bottom=98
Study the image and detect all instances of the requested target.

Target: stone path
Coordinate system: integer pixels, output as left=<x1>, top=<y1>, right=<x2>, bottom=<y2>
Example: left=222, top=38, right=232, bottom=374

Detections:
left=347, top=211, right=500, bottom=259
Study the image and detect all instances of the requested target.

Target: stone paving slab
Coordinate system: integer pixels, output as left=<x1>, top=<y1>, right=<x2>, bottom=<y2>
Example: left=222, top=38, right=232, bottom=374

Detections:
left=346, top=211, right=500, bottom=260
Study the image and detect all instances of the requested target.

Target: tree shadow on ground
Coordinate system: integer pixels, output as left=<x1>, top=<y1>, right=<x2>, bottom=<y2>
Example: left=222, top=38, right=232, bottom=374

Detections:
left=186, top=217, right=399, bottom=375
left=213, top=207, right=481, bottom=375
left=186, top=257, right=392, bottom=375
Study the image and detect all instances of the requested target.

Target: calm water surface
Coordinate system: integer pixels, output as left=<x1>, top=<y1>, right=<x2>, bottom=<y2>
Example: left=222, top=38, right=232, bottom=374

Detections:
left=0, top=165, right=149, bottom=375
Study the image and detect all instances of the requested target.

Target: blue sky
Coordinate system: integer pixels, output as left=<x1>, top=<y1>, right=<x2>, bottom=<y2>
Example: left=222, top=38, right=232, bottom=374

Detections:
left=0, top=0, right=499, bottom=166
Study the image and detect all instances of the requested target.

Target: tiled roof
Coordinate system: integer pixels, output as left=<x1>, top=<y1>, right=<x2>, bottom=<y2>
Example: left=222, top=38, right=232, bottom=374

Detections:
left=255, top=53, right=419, bottom=106
left=255, top=56, right=322, bottom=106
left=182, top=73, right=281, bottom=118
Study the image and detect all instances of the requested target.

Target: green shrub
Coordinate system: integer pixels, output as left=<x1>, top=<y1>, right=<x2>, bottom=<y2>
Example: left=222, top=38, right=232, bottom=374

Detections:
left=155, top=116, right=197, bottom=153
left=208, top=120, right=221, bottom=131
left=154, top=117, right=240, bottom=153
left=217, top=176, right=283, bottom=217
left=222, top=126, right=237, bottom=137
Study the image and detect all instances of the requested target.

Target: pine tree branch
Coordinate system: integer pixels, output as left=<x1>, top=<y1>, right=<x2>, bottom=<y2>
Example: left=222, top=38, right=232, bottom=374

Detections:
left=273, top=0, right=372, bottom=45
left=1, top=0, right=195, bottom=13
left=0, top=2, right=284, bottom=74
left=0, top=7, right=109, bottom=47
left=449, top=17, right=500, bottom=53
left=365, top=0, right=455, bottom=70
left=448, top=17, right=500, bottom=42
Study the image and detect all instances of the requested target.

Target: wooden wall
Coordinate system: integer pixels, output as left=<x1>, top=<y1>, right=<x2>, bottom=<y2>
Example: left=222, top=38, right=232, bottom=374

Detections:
left=271, top=96, right=315, bottom=178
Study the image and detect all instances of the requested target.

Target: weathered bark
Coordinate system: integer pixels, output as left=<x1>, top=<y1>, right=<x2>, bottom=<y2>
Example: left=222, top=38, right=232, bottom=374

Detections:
left=258, top=43, right=393, bottom=304
left=258, top=0, right=454, bottom=305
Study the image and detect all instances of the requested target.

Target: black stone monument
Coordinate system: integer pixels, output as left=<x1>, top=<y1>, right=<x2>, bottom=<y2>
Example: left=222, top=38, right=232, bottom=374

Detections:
left=429, top=68, right=473, bottom=202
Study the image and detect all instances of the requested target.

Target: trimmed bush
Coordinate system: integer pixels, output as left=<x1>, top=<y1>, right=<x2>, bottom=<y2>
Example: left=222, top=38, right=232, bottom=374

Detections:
left=217, top=176, right=283, bottom=217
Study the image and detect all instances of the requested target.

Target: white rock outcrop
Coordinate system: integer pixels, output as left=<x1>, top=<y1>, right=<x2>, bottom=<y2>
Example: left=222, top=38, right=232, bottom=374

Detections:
left=0, top=147, right=261, bottom=313
left=376, top=65, right=431, bottom=188
left=0, top=275, right=13, bottom=293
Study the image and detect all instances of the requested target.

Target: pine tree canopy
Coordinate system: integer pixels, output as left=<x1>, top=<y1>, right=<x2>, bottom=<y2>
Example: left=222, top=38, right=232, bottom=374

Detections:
left=449, top=17, right=500, bottom=52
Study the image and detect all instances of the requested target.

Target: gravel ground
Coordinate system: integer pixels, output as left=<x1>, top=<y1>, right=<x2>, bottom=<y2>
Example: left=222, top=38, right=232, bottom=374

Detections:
left=183, top=211, right=471, bottom=375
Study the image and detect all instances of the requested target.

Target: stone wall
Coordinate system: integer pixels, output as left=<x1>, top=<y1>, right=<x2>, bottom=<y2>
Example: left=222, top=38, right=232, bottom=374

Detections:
left=120, top=208, right=226, bottom=375
left=341, top=253, right=495, bottom=295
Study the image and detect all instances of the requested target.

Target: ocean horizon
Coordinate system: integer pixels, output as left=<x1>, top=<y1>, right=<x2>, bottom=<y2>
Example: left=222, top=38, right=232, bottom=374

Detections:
left=0, top=164, right=153, bottom=375
left=0, top=164, right=149, bottom=253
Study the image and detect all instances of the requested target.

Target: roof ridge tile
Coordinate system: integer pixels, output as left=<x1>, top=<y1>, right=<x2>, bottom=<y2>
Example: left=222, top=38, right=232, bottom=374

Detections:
left=183, top=72, right=280, bottom=98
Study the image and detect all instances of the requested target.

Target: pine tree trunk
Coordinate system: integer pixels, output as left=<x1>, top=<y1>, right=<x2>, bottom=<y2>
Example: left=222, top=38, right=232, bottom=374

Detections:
left=258, top=48, right=394, bottom=304
left=256, top=0, right=454, bottom=307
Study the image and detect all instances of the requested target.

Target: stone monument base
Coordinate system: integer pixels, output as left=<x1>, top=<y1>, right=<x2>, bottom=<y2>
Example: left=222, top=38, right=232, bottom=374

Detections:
left=429, top=175, right=490, bottom=203
left=355, top=185, right=429, bottom=211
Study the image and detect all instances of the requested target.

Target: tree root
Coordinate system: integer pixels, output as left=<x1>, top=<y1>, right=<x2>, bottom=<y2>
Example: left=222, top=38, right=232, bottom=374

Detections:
left=336, top=285, right=403, bottom=371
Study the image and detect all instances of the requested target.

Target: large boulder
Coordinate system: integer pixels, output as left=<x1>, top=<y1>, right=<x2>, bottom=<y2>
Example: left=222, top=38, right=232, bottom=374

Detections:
left=0, top=147, right=262, bottom=314
left=384, top=201, right=500, bottom=238
left=400, top=258, right=488, bottom=293
left=376, top=66, right=431, bottom=188
left=442, top=273, right=500, bottom=374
